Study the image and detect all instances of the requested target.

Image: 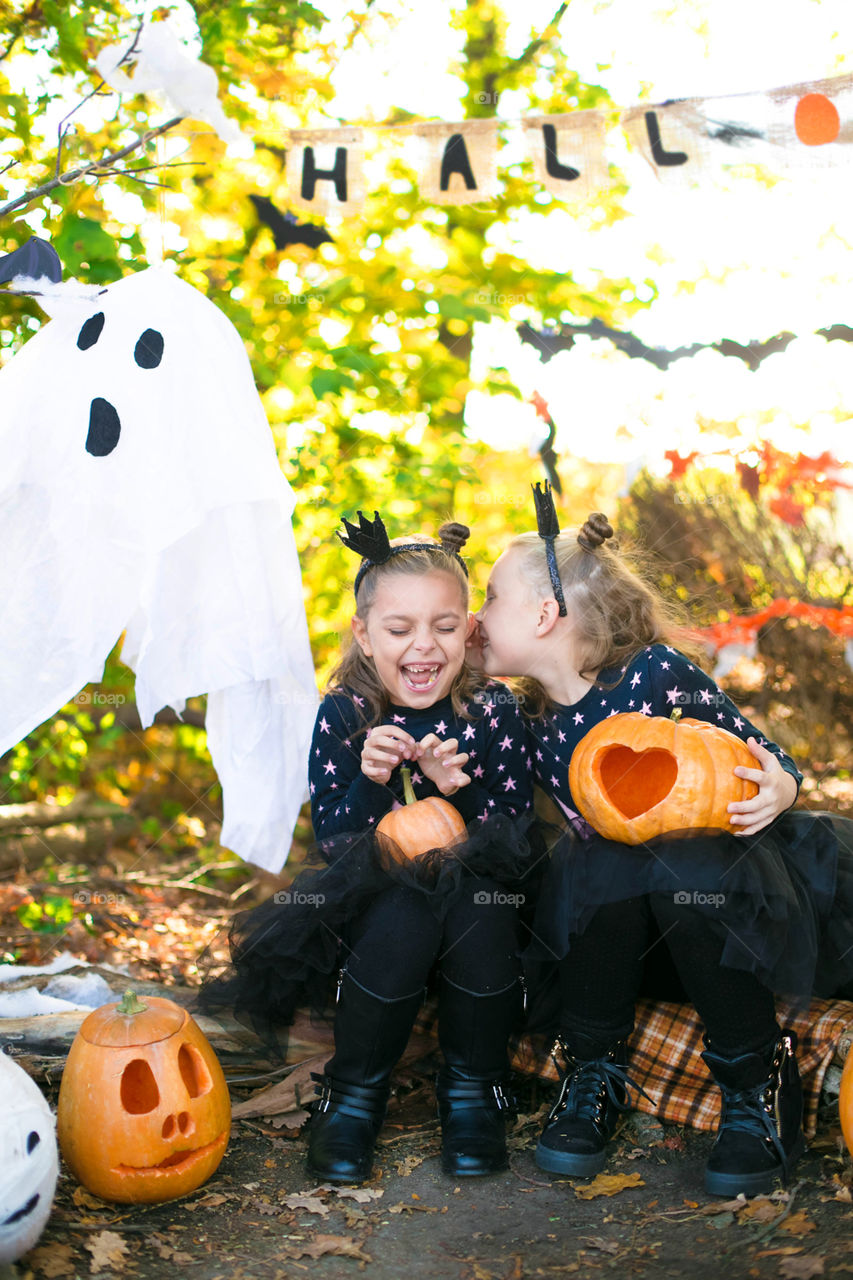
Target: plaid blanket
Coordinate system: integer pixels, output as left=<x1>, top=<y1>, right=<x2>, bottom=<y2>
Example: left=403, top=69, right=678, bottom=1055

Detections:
left=508, top=997, right=853, bottom=1137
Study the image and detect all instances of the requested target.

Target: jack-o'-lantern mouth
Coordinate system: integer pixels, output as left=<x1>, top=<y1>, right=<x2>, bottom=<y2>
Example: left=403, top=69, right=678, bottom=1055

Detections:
left=112, top=1130, right=227, bottom=1178
left=3, top=1193, right=40, bottom=1225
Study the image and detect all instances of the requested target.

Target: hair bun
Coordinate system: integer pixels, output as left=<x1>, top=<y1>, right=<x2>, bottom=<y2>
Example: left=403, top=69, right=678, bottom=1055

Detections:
left=437, top=521, right=470, bottom=555
left=577, top=512, right=614, bottom=552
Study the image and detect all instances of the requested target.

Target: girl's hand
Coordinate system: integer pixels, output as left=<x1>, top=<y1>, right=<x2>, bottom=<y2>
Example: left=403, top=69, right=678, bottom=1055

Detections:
left=727, top=737, right=798, bottom=836
left=415, top=733, right=471, bottom=796
left=361, top=725, right=417, bottom=784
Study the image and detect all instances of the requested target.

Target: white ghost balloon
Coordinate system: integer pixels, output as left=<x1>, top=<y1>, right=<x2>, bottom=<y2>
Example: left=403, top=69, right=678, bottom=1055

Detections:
left=0, top=266, right=317, bottom=872
left=0, top=1054, right=58, bottom=1263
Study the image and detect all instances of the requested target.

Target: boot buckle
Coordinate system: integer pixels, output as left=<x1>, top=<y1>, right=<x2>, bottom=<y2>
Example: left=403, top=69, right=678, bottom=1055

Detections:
left=491, top=1081, right=514, bottom=1112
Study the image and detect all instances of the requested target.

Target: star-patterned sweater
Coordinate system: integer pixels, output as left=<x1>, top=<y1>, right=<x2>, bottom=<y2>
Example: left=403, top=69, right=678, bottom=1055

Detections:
left=527, top=644, right=802, bottom=837
left=309, top=681, right=533, bottom=841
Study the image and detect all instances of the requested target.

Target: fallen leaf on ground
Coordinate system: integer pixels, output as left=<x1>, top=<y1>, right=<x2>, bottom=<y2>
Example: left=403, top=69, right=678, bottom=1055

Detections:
left=85, top=1230, right=129, bottom=1274
left=333, top=1187, right=383, bottom=1202
left=281, top=1193, right=329, bottom=1215
left=579, top=1236, right=621, bottom=1255
left=388, top=1201, right=440, bottom=1214
left=574, top=1172, right=645, bottom=1199
left=276, top=1233, right=372, bottom=1262
left=778, top=1256, right=824, bottom=1279
left=71, top=1187, right=107, bottom=1210
left=394, top=1153, right=426, bottom=1176
left=27, top=1243, right=76, bottom=1278
left=778, top=1211, right=816, bottom=1237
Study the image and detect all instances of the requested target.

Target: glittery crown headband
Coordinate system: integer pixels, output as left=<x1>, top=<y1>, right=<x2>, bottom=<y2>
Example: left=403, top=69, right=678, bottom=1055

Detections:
left=338, top=510, right=469, bottom=596
left=531, top=481, right=567, bottom=617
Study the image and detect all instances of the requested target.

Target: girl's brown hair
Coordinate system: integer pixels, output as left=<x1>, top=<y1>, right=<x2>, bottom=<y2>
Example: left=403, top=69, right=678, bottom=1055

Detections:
left=508, top=514, right=703, bottom=714
left=328, top=521, right=483, bottom=734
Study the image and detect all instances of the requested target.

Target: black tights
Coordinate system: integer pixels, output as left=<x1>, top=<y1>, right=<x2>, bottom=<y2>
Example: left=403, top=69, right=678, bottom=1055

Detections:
left=559, top=895, right=779, bottom=1057
left=343, top=878, right=521, bottom=998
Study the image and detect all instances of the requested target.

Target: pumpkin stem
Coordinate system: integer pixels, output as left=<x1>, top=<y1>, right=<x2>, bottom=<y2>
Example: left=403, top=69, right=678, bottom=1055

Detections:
left=400, top=765, right=417, bottom=806
left=670, top=708, right=683, bottom=723
left=117, top=989, right=148, bottom=1016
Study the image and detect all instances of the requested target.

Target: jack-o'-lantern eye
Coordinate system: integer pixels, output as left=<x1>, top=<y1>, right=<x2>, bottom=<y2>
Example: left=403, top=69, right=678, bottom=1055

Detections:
left=179, top=1043, right=212, bottom=1098
left=120, top=1059, right=160, bottom=1114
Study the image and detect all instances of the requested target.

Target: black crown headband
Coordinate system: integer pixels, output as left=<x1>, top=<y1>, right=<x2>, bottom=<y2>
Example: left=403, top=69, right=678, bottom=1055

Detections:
left=531, top=481, right=568, bottom=617
left=338, top=510, right=469, bottom=596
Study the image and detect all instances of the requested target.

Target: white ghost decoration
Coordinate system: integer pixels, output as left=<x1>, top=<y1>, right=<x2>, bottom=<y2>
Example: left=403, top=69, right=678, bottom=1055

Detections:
left=0, top=266, right=317, bottom=872
left=95, top=19, right=246, bottom=146
left=0, top=1055, right=58, bottom=1263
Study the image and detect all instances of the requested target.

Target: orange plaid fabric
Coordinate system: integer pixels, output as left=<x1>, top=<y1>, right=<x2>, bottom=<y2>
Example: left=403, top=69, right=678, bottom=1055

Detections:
left=508, top=997, right=853, bottom=1137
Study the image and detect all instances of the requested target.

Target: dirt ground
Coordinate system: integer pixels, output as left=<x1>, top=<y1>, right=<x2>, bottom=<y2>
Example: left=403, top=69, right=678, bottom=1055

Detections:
left=9, top=1063, right=853, bottom=1280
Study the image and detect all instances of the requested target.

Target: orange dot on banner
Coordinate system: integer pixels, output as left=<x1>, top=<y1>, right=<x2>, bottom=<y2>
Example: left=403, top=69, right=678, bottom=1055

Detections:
left=794, top=93, right=840, bottom=145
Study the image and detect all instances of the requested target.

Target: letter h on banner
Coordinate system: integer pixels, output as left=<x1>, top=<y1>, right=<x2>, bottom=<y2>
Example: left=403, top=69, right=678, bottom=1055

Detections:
left=286, top=128, right=366, bottom=217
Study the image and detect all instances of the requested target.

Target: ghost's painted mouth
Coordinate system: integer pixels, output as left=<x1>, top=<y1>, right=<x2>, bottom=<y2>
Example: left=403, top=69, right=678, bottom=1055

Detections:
left=113, top=1131, right=227, bottom=1178
left=3, top=1193, right=39, bottom=1225
left=401, top=664, right=442, bottom=692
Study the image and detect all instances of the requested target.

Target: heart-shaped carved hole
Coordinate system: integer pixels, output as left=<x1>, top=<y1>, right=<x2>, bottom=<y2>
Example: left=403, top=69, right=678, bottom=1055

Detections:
left=598, top=746, right=678, bottom=819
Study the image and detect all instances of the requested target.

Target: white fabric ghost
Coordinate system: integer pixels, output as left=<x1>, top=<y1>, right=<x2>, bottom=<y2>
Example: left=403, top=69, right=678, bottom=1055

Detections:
left=0, top=266, right=317, bottom=872
left=95, top=19, right=246, bottom=146
left=0, top=1054, right=58, bottom=1263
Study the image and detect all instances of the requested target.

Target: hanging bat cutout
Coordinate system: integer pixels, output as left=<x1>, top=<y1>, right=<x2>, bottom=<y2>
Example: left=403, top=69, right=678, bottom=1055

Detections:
left=0, top=266, right=317, bottom=872
left=0, top=237, right=62, bottom=286
left=250, top=195, right=334, bottom=249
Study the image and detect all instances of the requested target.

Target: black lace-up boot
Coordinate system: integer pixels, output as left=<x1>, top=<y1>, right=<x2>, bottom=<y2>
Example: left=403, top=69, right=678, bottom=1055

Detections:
left=306, top=969, right=424, bottom=1184
left=701, top=1029, right=806, bottom=1197
left=535, top=1032, right=649, bottom=1177
left=435, top=973, right=523, bottom=1177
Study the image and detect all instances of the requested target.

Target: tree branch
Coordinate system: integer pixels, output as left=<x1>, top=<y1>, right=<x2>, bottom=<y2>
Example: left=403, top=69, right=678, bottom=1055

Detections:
left=0, top=115, right=184, bottom=219
left=510, top=1, right=571, bottom=72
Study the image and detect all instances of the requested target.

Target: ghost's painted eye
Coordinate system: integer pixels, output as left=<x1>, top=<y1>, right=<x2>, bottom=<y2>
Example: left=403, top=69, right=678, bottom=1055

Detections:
left=134, top=329, right=164, bottom=369
left=26, top=1130, right=40, bottom=1153
left=77, top=312, right=105, bottom=350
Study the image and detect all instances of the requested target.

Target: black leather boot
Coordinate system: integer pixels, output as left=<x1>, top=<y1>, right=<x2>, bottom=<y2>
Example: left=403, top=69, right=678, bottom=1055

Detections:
left=435, top=973, right=523, bottom=1177
left=535, top=1032, right=649, bottom=1177
left=306, top=969, right=424, bottom=1184
left=702, top=1029, right=806, bottom=1197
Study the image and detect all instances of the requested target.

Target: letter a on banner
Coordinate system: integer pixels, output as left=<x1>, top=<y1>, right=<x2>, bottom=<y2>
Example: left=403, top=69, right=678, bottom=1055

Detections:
left=286, top=128, right=366, bottom=217
left=521, top=111, right=608, bottom=200
left=413, top=119, right=500, bottom=205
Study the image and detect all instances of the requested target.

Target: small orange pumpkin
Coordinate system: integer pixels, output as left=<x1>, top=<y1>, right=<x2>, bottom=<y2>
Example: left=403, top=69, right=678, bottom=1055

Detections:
left=57, top=990, right=231, bottom=1204
left=569, top=708, right=760, bottom=845
left=376, top=765, right=467, bottom=861
left=840, top=1038, right=853, bottom=1159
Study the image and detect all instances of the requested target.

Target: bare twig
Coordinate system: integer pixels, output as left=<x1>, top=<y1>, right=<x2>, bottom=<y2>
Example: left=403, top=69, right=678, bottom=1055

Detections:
left=55, top=19, right=146, bottom=177
left=0, top=114, right=184, bottom=219
left=510, top=1, right=571, bottom=71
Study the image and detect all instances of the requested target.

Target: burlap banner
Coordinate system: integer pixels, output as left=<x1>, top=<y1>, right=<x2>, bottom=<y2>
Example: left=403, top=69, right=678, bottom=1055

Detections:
left=282, top=71, right=853, bottom=215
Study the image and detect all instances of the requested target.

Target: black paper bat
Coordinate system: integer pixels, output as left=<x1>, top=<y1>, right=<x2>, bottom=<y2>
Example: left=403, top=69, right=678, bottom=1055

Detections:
left=249, top=196, right=334, bottom=249
left=0, top=237, right=62, bottom=285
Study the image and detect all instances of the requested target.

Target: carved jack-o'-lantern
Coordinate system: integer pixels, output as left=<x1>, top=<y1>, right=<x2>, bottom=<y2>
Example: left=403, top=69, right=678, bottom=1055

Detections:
left=840, top=1037, right=853, bottom=1159
left=569, top=709, right=760, bottom=845
left=0, top=1053, right=58, bottom=1264
left=57, top=991, right=230, bottom=1204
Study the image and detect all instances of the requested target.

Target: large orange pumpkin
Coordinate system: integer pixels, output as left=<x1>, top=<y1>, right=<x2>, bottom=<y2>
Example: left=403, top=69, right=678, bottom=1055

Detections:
left=376, top=765, right=466, bottom=861
left=840, top=1038, right=853, bottom=1159
left=568, top=709, right=760, bottom=845
left=57, top=990, right=231, bottom=1204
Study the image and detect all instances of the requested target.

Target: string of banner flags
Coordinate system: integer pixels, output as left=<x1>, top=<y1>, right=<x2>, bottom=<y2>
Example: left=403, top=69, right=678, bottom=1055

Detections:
left=279, top=71, right=853, bottom=217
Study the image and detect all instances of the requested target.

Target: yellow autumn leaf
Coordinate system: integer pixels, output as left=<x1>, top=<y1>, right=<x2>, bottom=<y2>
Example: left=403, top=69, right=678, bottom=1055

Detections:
left=573, top=1171, right=645, bottom=1199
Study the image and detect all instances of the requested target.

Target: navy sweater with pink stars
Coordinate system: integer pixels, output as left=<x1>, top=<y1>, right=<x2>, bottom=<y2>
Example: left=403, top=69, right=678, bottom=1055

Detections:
left=527, top=644, right=802, bottom=836
left=309, top=681, right=532, bottom=841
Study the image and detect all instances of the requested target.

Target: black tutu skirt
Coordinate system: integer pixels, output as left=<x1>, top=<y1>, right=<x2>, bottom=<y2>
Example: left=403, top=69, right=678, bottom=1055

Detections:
left=199, top=812, right=540, bottom=1054
left=524, top=809, right=853, bottom=1005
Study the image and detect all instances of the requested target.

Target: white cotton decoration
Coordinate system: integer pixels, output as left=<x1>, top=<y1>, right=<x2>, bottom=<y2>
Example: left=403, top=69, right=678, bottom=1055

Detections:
left=0, top=265, right=317, bottom=872
left=711, top=640, right=758, bottom=681
left=95, top=19, right=246, bottom=146
left=0, top=1054, right=58, bottom=1263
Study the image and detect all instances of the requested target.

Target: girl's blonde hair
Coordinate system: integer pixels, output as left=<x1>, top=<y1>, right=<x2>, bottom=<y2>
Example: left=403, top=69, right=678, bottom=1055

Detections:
left=328, top=521, right=482, bottom=733
left=507, top=515, right=702, bottom=712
